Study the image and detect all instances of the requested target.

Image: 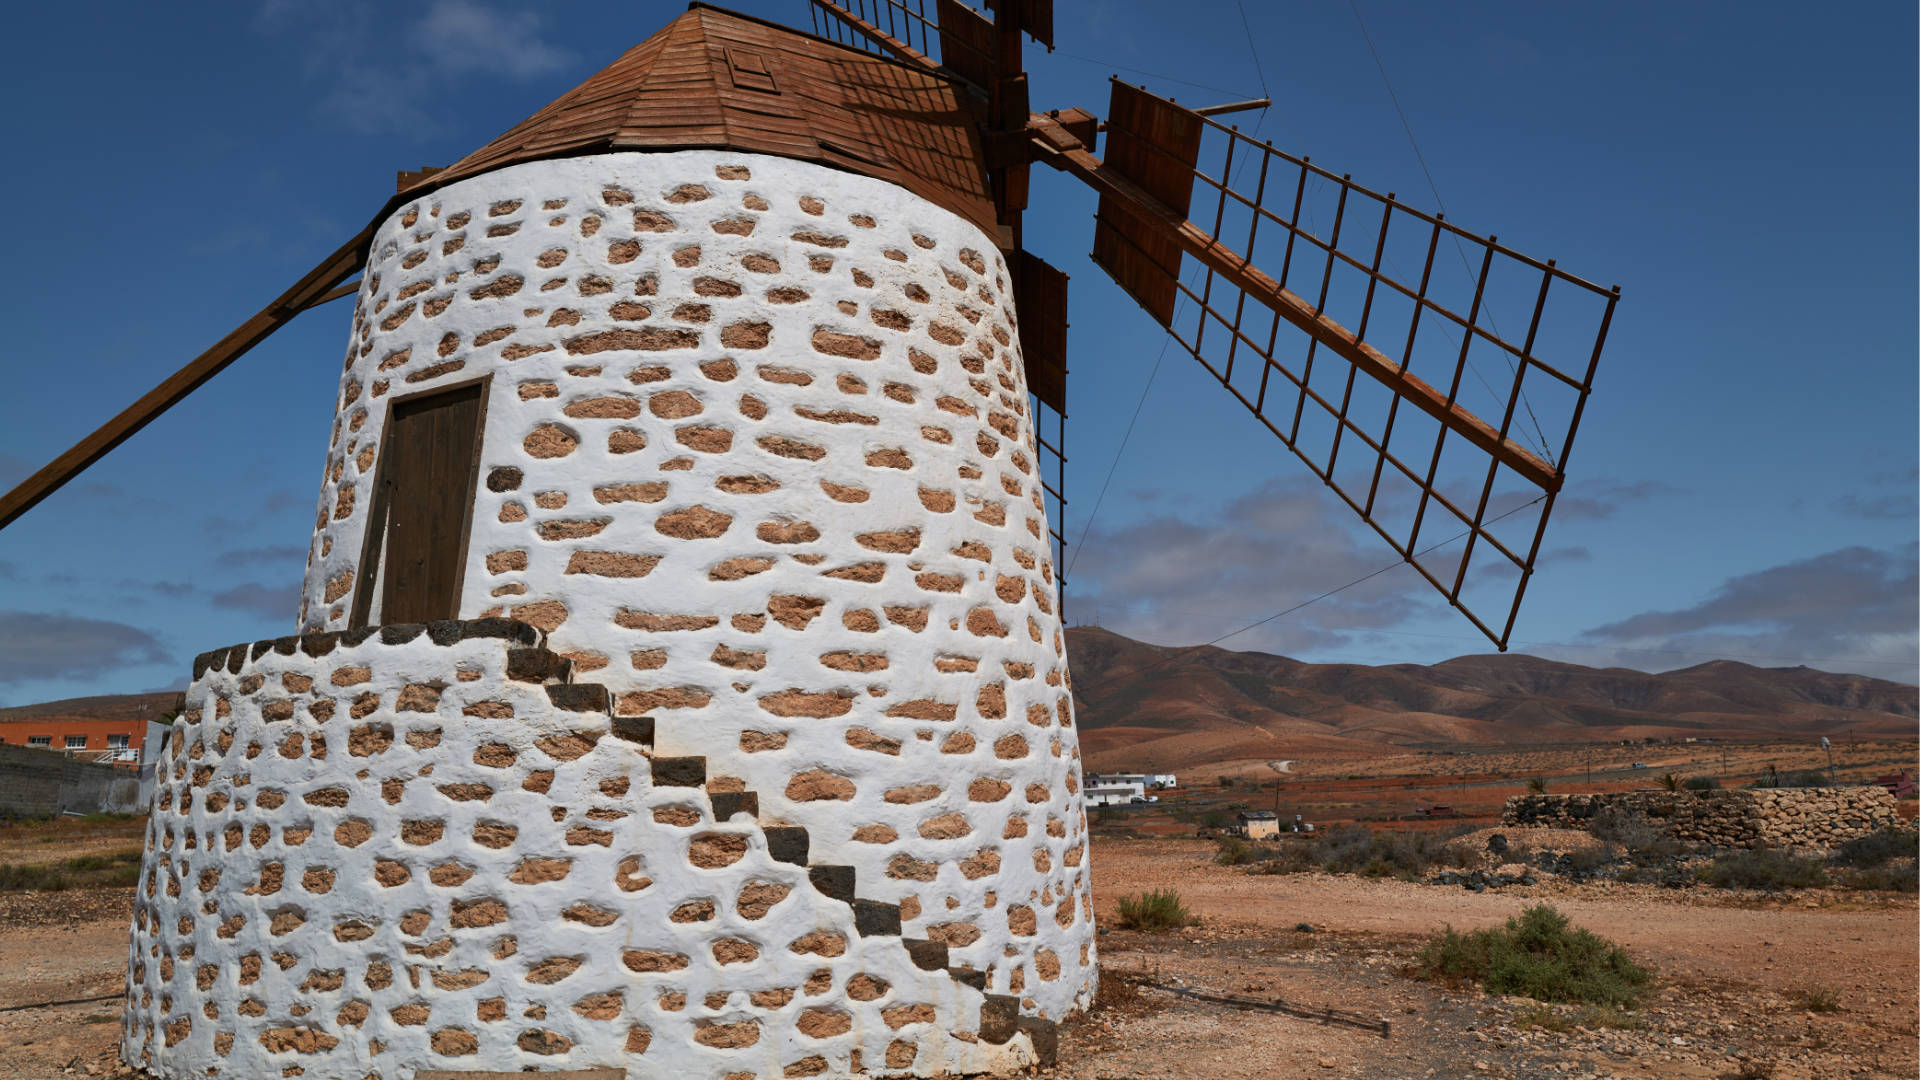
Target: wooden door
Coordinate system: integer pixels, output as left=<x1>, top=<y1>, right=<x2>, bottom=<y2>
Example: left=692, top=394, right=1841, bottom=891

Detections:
left=351, top=380, right=487, bottom=627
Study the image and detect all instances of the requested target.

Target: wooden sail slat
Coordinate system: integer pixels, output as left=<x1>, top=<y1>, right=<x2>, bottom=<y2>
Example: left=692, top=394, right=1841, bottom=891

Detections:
left=1029, top=113, right=1561, bottom=492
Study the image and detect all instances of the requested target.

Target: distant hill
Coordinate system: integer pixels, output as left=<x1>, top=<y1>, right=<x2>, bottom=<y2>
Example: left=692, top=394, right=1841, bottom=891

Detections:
left=0, top=692, right=180, bottom=726
left=3, top=633, right=1911, bottom=771
left=1065, top=626, right=1917, bottom=771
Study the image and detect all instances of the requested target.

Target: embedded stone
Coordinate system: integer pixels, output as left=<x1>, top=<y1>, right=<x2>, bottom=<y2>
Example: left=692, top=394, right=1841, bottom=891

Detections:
left=523, top=424, right=579, bottom=458
left=758, top=688, right=853, bottom=717
left=693, top=1019, right=759, bottom=1049
left=688, top=832, right=749, bottom=868
left=786, top=769, right=856, bottom=802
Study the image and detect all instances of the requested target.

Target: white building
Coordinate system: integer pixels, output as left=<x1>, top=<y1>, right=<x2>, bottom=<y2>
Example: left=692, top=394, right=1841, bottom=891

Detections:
left=1083, top=782, right=1146, bottom=808
left=1088, top=772, right=1176, bottom=791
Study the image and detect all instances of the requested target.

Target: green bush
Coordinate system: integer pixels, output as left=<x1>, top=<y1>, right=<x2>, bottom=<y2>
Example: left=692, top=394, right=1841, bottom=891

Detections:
left=1830, top=828, right=1918, bottom=869
left=1512, top=1002, right=1571, bottom=1031
left=65, top=849, right=143, bottom=873
left=0, top=864, right=71, bottom=891
left=1836, top=861, right=1918, bottom=893
left=0, top=847, right=145, bottom=892
left=1695, top=850, right=1829, bottom=890
left=1115, top=888, right=1197, bottom=932
left=1214, top=838, right=1253, bottom=866
left=1758, top=769, right=1832, bottom=789
left=1414, top=904, right=1652, bottom=1007
left=1253, top=845, right=1319, bottom=875
left=1256, top=825, right=1474, bottom=880
left=1682, top=776, right=1721, bottom=791
left=1795, top=987, right=1842, bottom=1013
left=1526, top=777, right=1548, bottom=793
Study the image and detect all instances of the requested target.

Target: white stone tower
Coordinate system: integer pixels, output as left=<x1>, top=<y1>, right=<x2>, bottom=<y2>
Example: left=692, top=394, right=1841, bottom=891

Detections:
left=124, top=9, right=1093, bottom=1079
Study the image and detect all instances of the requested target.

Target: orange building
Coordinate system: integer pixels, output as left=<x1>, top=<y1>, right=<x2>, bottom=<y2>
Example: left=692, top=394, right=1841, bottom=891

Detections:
left=0, top=717, right=148, bottom=757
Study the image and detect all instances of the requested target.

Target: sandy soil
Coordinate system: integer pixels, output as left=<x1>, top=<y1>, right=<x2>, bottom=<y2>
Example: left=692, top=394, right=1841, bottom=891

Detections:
left=1, top=829, right=1913, bottom=1079
left=0, top=890, right=130, bottom=1079
left=1057, top=837, right=1918, bottom=1080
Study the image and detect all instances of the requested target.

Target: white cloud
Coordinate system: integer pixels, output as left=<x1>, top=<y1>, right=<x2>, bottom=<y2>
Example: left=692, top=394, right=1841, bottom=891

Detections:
left=1570, top=543, right=1919, bottom=680
left=211, top=582, right=303, bottom=621
left=412, top=0, right=572, bottom=80
left=258, top=0, right=574, bottom=135
left=1065, top=476, right=1441, bottom=656
left=0, top=611, right=171, bottom=686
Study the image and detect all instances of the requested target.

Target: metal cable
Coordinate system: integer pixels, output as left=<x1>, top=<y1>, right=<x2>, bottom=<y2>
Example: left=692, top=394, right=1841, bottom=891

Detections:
left=1345, top=0, right=1556, bottom=462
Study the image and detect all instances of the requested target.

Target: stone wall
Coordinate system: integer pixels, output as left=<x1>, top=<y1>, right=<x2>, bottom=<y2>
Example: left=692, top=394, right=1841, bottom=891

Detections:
left=0, top=742, right=142, bottom=817
left=285, top=149, right=1096, bottom=1050
left=1501, top=787, right=1899, bottom=851
left=125, top=619, right=1054, bottom=1080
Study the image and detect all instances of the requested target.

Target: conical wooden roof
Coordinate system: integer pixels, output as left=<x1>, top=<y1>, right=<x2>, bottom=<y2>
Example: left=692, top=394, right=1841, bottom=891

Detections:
left=384, top=4, right=996, bottom=238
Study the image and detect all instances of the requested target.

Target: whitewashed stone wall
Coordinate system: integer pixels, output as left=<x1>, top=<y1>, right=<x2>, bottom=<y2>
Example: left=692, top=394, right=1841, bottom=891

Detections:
left=124, top=622, right=1046, bottom=1079
left=132, top=151, right=1092, bottom=1078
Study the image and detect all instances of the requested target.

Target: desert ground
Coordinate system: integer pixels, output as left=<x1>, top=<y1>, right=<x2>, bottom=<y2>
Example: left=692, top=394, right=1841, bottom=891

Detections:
left=2, top=746, right=1914, bottom=1080
left=1066, top=837, right=1916, bottom=1080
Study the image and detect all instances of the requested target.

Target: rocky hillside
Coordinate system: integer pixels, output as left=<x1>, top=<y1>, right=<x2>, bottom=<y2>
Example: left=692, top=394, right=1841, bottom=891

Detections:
left=1065, top=627, right=1916, bottom=769
left=0, top=692, right=180, bottom=726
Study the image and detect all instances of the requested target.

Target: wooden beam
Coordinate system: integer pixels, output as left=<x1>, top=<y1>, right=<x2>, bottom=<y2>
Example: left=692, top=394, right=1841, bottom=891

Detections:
left=303, top=279, right=362, bottom=310
left=0, top=229, right=371, bottom=531
left=808, top=0, right=942, bottom=74
left=1027, top=115, right=1562, bottom=493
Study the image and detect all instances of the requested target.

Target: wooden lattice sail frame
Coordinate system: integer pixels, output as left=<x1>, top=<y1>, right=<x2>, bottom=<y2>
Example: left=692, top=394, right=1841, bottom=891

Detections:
left=1, top=0, right=1620, bottom=651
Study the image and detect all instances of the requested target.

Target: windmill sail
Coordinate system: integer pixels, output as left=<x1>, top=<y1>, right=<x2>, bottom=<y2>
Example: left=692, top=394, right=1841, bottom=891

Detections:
left=4, top=1, right=1617, bottom=652
left=1033, top=81, right=1618, bottom=648
left=797, top=5, right=1621, bottom=650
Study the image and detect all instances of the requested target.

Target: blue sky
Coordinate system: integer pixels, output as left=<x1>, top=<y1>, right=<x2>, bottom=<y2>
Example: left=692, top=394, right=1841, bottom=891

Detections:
left=0, top=0, right=1913, bottom=706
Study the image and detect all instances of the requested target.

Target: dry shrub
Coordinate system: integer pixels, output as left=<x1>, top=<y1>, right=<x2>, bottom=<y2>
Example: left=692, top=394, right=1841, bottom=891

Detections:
left=1695, top=850, right=1829, bottom=891
left=1415, top=903, right=1652, bottom=1008
left=1115, top=888, right=1197, bottom=931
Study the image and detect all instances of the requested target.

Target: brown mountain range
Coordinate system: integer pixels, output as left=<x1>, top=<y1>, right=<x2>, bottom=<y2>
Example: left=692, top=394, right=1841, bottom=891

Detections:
left=4, top=631, right=1911, bottom=773
left=1065, top=627, right=1917, bottom=772
left=0, top=692, right=179, bottom=727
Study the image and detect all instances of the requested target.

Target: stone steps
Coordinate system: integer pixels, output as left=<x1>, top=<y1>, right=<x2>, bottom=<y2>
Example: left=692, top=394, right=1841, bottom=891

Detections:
left=637, top=766, right=1059, bottom=1062
left=446, top=622, right=1056, bottom=1065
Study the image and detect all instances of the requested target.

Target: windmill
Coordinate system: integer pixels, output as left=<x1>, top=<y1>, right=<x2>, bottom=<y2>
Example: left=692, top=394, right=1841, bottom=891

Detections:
left=4, top=4, right=1618, bottom=1079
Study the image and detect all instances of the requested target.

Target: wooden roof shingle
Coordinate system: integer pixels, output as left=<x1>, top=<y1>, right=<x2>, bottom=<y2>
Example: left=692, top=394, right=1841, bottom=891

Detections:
left=379, top=4, right=996, bottom=239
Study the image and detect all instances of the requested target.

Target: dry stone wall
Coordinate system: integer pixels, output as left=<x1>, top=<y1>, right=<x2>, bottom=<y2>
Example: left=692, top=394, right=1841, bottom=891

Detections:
left=1501, top=788, right=1899, bottom=851
left=124, top=620, right=1046, bottom=1079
